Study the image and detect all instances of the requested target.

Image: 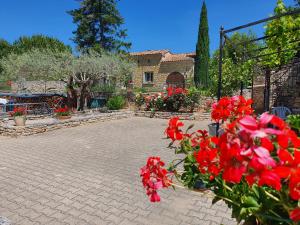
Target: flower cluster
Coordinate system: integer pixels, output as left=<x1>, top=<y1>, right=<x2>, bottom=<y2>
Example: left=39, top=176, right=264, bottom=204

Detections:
left=144, top=92, right=165, bottom=111
left=142, top=95, right=300, bottom=224
left=135, top=87, right=193, bottom=112
left=10, top=107, right=26, bottom=117
left=140, top=157, right=172, bottom=202
left=54, top=106, right=70, bottom=117
left=166, top=87, right=187, bottom=96
left=211, top=95, right=253, bottom=122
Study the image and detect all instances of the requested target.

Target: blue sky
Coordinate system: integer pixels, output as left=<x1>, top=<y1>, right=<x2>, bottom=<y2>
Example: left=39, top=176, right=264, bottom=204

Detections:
left=0, top=0, right=296, bottom=54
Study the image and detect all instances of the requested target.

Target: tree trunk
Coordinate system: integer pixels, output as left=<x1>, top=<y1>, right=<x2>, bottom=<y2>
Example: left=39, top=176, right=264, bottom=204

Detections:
left=78, top=83, right=88, bottom=111
left=67, top=76, right=77, bottom=110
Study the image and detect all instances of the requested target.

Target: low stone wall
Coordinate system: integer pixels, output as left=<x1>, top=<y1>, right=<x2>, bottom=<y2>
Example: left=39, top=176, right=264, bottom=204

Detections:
left=0, top=111, right=133, bottom=137
left=135, top=111, right=195, bottom=120
left=135, top=110, right=211, bottom=121
left=0, top=109, right=212, bottom=137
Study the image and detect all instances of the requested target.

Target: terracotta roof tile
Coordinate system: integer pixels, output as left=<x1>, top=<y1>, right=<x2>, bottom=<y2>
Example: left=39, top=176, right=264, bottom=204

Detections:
left=130, top=49, right=195, bottom=62
left=161, top=52, right=195, bottom=62
left=130, top=50, right=170, bottom=56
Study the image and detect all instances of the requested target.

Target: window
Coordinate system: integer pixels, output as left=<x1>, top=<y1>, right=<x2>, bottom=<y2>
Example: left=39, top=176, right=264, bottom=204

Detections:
left=143, top=72, right=154, bottom=83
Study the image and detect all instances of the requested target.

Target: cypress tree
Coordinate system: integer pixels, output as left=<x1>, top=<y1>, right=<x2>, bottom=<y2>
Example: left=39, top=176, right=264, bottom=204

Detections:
left=194, top=1, right=210, bottom=88
left=68, top=0, right=131, bottom=53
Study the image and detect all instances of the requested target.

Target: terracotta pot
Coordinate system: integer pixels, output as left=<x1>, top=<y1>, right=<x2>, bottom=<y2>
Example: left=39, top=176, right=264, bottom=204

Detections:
left=56, top=115, right=72, bottom=120
left=14, top=116, right=26, bottom=126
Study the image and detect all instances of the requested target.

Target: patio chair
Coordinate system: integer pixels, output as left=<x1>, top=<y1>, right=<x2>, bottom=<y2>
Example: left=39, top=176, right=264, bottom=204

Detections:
left=271, top=106, right=291, bottom=120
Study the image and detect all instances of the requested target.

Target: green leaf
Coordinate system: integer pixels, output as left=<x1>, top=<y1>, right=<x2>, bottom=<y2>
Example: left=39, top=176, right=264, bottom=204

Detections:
left=241, top=196, right=260, bottom=208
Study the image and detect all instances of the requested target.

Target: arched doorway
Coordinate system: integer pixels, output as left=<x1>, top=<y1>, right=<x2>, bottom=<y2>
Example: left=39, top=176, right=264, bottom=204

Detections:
left=166, top=72, right=185, bottom=88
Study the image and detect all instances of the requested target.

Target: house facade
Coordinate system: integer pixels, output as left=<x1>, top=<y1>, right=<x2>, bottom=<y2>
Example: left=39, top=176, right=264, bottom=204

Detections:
left=130, top=50, right=195, bottom=89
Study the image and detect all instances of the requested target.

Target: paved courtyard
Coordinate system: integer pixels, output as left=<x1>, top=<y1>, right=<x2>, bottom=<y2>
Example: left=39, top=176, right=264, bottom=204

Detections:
left=0, top=117, right=236, bottom=225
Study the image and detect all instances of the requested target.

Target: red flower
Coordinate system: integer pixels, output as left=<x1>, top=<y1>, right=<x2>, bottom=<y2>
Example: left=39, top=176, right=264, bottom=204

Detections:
left=194, top=131, right=220, bottom=178
left=211, top=97, right=231, bottom=122
left=10, top=107, right=27, bottom=117
left=219, top=135, right=247, bottom=183
left=258, top=170, right=281, bottom=191
left=289, top=170, right=300, bottom=200
left=140, top=157, right=172, bottom=202
left=165, top=117, right=184, bottom=141
left=211, top=96, right=253, bottom=122
left=239, top=113, right=286, bottom=138
left=54, top=106, right=69, bottom=113
left=166, top=87, right=187, bottom=97
left=290, top=208, right=300, bottom=222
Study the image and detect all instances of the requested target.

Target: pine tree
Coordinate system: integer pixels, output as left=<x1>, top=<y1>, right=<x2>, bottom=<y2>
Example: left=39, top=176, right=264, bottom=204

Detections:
left=194, top=1, right=210, bottom=88
left=68, top=0, right=131, bottom=53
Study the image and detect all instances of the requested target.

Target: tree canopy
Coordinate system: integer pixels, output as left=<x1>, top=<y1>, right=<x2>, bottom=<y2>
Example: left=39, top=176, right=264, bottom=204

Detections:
left=209, top=32, right=259, bottom=96
left=12, top=35, right=72, bottom=54
left=68, top=0, right=131, bottom=53
left=194, top=1, right=210, bottom=88
left=1, top=49, right=72, bottom=82
left=0, top=39, right=12, bottom=59
left=263, top=0, right=300, bottom=67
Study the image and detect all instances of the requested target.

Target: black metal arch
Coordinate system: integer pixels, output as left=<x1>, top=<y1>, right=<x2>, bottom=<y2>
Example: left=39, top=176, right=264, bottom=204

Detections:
left=216, top=8, right=300, bottom=135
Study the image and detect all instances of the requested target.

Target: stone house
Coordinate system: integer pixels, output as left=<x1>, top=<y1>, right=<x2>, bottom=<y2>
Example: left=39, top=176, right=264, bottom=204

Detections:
left=130, top=50, right=195, bottom=89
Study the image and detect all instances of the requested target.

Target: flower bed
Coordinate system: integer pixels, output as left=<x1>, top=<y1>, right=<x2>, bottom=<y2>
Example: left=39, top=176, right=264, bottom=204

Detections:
left=140, top=96, right=300, bottom=225
left=135, top=87, right=201, bottom=113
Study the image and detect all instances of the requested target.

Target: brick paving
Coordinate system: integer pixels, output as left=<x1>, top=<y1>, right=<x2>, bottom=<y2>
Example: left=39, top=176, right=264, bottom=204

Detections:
left=0, top=117, right=236, bottom=225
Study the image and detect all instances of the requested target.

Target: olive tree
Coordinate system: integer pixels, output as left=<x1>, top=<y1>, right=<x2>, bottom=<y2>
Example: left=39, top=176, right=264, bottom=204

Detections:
left=69, top=51, right=135, bottom=110
left=1, top=49, right=135, bottom=110
left=1, top=49, right=72, bottom=89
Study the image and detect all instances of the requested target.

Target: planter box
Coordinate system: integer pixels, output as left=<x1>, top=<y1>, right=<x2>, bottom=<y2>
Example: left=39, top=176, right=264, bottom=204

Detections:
left=14, top=116, right=26, bottom=126
left=56, top=115, right=72, bottom=120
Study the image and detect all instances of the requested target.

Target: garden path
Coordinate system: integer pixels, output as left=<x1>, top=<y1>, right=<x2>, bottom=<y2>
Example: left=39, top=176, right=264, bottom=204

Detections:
left=0, top=117, right=236, bottom=225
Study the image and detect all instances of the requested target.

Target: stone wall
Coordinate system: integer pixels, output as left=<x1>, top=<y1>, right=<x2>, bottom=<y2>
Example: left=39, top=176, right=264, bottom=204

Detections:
left=135, top=111, right=195, bottom=120
left=0, top=111, right=133, bottom=137
left=252, top=59, right=300, bottom=113
left=158, top=61, right=194, bottom=88
left=134, top=111, right=211, bottom=121
left=132, top=54, right=162, bottom=88
left=270, top=60, right=300, bottom=110
left=11, top=80, right=66, bottom=93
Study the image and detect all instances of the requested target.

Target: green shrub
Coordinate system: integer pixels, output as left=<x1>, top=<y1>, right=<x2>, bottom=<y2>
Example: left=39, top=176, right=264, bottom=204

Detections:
left=287, top=114, right=300, bottom=132
left=107, top=96, right=125, bottom=110
left=91, top=84, right=116, bottom=93
left=184, top=87, right=201, bottom=112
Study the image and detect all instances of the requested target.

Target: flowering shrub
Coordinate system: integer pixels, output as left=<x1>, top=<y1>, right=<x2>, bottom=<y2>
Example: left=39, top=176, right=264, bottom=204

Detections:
left=140, top=96, right=300, bottom=225
left=135, top=93, right=145, bottom=110
left=10, top=107, right=26, bottom=117
left=135, top=87, right=199, bottom=112
left=54, top=106, right=70, bottom=117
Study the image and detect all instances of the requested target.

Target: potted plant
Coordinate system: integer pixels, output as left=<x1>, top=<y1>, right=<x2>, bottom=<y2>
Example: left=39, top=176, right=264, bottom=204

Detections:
left=10, top=107, right=27, bottom=126
left=54, top=106, right=71, bottom=120
left=140, top=96, right=300, bottom=224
